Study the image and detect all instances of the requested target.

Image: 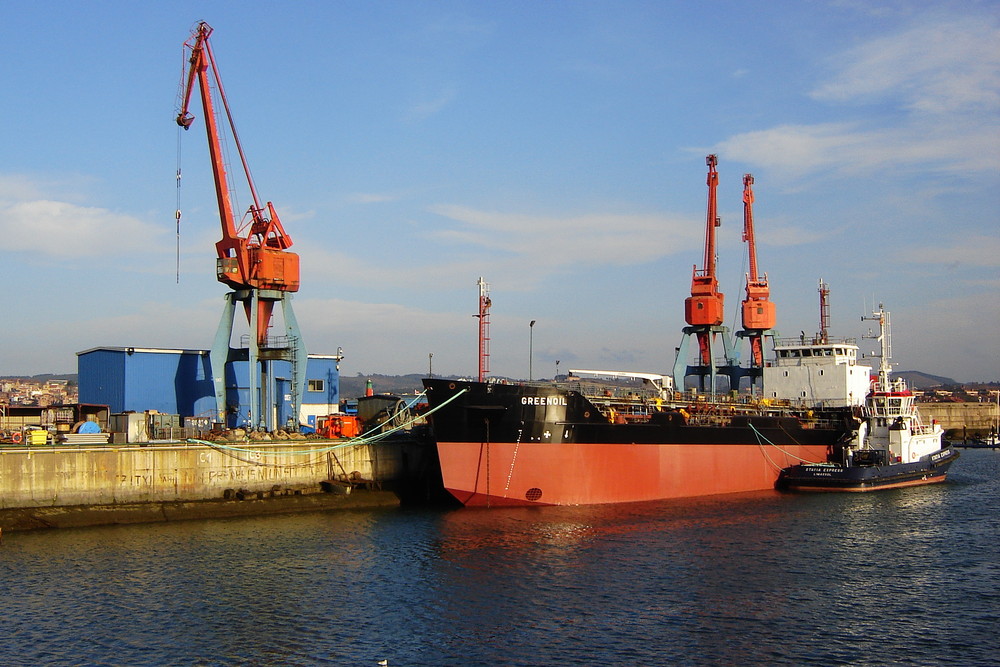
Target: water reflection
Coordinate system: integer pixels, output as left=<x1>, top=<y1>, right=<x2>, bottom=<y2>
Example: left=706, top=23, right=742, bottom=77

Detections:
left=1, top=451, right=997, bottom=665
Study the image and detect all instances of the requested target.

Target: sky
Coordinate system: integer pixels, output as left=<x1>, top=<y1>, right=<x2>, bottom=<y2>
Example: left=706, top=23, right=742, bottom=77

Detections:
left=2, top=1, right=998, bottom=383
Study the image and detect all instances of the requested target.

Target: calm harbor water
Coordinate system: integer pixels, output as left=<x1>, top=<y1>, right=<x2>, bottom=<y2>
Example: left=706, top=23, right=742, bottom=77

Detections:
left=2, top=449, right=997, bottom=666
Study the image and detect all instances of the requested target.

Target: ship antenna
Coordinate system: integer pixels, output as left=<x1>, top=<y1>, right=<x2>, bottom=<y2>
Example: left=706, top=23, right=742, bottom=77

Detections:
left=818, top=279, right=830, bottom=345
left=862, top=304, right=893, bottom=392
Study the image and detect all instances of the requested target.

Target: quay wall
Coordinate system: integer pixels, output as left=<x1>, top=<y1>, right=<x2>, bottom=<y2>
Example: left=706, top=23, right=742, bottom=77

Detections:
left=0, top=440, right=402, bottom=517
left=918, top=402, right=998, bottom=435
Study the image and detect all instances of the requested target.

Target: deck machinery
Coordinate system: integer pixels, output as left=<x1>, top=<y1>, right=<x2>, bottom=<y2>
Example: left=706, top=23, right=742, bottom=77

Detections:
left=176, top=22, right=307, bottom=431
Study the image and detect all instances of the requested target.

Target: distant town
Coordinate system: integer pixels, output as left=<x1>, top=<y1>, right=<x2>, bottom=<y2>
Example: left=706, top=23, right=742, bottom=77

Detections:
left=1, top=376, right=78, bottom=407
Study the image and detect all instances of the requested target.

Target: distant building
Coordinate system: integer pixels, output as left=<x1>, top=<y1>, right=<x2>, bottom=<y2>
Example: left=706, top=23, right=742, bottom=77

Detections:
left=77, top=347, right=340, bottom=429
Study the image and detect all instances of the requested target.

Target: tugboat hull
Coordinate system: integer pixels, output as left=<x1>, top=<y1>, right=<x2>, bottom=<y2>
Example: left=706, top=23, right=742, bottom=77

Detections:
left=777, top=448, right=960, bottom=492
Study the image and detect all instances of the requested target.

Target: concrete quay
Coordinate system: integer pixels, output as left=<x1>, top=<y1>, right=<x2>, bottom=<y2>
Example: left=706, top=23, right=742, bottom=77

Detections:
left=0, top=438, right=422, bottom=532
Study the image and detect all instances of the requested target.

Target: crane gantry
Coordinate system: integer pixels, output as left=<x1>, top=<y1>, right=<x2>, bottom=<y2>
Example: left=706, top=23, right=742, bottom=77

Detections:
left=176, top=21, right=307, bottom=431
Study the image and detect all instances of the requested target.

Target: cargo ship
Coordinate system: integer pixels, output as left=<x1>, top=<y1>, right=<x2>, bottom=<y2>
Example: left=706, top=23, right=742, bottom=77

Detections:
left=421, top=376, right=850, bottom=506
left=776, top=306, right=959, bottom=492
left=422, top=331, right=873, bottom=506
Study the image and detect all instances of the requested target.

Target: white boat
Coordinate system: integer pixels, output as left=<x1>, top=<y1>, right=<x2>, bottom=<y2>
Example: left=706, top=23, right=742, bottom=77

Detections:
left=778, top=305, right=959, bottom=491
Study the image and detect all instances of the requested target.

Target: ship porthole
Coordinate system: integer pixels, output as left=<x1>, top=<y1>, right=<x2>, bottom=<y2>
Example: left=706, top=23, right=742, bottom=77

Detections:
left=448, top=382, right=456, bottom=389
left=525, top=488, right=543, bottom=502
left=583, top=411, right=590, bottom=418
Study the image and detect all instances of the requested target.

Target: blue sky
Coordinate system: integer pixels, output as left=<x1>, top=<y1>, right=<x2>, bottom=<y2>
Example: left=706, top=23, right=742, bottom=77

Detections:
left=2, top=1, right=998, bottom=383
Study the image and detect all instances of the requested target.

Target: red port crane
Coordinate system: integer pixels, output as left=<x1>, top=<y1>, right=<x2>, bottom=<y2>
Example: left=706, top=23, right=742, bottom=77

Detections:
left=674, top=155, right=735, bottom=392
left=176, top=22, right=306, bottom=430
left=739, top=173, right=776, bottom=368
left=684, top=155, right=725, bottom=363
left=176, top=22, right=300, bottom=333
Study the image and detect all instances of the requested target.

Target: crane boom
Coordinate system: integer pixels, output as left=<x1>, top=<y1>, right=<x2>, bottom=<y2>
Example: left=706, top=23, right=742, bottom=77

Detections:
left=176, top=21, right=299, bottom=297
left=684, top=155, right=725, bottom=329
left=743, top=174, right=759, bottom=287
left=702, top=154, right=720, bottom=283
left=739, top=173, right=776, bottom=366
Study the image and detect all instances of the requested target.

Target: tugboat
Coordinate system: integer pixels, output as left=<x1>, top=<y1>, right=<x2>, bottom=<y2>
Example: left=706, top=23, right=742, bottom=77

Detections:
left=777, top=305, right=959, bottom=492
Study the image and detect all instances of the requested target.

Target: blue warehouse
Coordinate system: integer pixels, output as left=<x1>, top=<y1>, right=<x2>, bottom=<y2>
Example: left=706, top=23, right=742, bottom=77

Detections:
left=77, top=347, right=341, bottom=429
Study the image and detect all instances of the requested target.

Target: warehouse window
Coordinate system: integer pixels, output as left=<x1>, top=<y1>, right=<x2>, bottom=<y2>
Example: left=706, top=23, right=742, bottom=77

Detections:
left=308, top=379, right=325, bottom=392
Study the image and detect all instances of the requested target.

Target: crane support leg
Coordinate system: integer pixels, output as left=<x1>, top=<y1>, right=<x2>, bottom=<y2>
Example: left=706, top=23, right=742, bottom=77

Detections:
left=280, top=294, right=307, bottom=431
left=211, top=293, right=238, bottom=426
left=248, top=289, right=262, bottom=430
left=673, top=325, right=737, bottom=395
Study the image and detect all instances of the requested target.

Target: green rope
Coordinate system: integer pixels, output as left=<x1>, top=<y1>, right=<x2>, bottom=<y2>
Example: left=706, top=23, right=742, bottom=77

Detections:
left=185, top=387, right=468, bottom=457
left=749, top=422, right=823, bottom=465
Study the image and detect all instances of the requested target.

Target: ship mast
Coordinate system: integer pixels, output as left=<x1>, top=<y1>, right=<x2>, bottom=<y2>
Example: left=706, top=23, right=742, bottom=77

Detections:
left=818, top=279, right=830, bottom=344
left=863, top=304, right=895, bottom=393
left=476, top=277, right=491, bottom=382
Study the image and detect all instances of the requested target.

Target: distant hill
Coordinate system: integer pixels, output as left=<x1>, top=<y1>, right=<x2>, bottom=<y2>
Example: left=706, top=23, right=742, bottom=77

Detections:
left=896, top=371, right=957, bottom=389
left=1, top=373, right=78, bottom=383
left=340, top=373, right=431, bottom=398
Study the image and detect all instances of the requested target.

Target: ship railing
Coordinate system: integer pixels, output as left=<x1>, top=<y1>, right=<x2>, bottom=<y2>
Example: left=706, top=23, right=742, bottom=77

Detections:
left=773, top=335, right=857, bottom=347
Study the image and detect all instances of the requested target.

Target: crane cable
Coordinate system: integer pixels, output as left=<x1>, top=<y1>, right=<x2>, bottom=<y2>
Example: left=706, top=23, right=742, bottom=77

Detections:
left=175, top=125, right=183, bottom=284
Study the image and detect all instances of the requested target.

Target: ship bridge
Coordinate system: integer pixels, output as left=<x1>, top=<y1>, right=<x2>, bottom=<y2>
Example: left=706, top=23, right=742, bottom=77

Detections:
left=772, top=337, right=859, bottom=367
left=763, top=337, right=871, bottom=409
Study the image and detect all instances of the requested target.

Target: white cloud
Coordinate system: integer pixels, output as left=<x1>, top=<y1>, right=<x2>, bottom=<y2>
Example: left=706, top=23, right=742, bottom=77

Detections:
left=717, top=120, right=1000, bottom=179
left=429, top=204, right=702, bottom=267
left=0, top=198, right=164, bottom=257
left=716, top=15, right=1000, bottom=180
left=406, top=86, right=458, bottom=121
left=905, top=234, right=1000, bottom=269
left=810, top=17, right=1000, bottom=114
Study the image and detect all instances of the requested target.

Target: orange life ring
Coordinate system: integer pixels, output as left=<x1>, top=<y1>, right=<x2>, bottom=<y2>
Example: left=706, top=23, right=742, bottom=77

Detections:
left=11, top=431, right=22, bottom=444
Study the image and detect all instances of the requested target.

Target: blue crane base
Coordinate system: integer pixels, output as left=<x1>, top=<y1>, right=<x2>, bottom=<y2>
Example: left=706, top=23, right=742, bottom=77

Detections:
left=210, top=289, right=307, bottom=432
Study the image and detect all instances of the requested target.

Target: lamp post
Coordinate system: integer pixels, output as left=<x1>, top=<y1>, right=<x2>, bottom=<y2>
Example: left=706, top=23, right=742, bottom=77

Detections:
left=529, top=320, right=536, bottom=381
left=428, top=353, right=433, bottom=377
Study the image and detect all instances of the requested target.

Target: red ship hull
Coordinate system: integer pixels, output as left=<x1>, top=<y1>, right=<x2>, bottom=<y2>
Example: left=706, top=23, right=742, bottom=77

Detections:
left=438, top=440, right=831, bottom=506
left=422, top=378, right=849, bottom=507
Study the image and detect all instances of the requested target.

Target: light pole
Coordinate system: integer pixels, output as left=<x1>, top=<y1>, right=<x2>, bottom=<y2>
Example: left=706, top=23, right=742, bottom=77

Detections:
left=529, top=320, right=536, bottom=381
left=428, top=353, right=433, bottom=377
left=555, top=359, right=560, bottom=381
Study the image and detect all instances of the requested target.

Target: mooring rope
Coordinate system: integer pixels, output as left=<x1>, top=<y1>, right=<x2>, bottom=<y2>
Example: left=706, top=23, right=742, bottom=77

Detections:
left=185, top=388, right=468, bottom=465
left=749, top=422, right=825, bottom=468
